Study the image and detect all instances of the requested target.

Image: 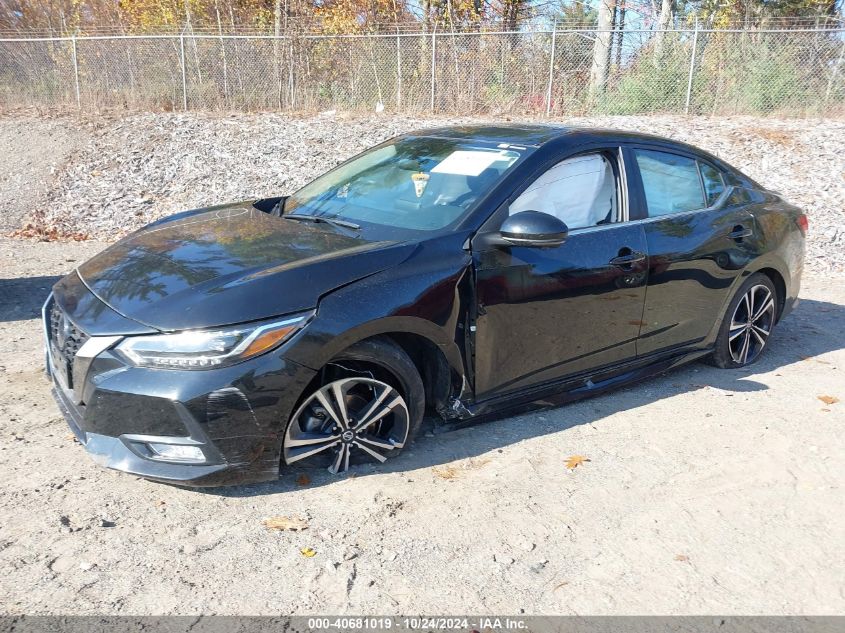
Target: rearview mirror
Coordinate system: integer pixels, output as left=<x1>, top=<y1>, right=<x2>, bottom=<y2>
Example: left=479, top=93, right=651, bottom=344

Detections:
left=500, top=211, right=569, bottom=247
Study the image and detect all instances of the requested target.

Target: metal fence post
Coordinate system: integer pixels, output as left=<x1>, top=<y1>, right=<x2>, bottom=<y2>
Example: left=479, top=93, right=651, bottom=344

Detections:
left=289, top=40, right=295, bottom=109
left=396, top=34, right=402, bottom=111
left=71, top=35, right=81, bottom=109
left=824, top=37, right=845, bottom=105
left=179, top=33, right=188, bottom=111
left=430, top=30, right=436, bottom=113
left=684, top=24, right=699, bottom=115
left=545, top=22, right=557, bottom=117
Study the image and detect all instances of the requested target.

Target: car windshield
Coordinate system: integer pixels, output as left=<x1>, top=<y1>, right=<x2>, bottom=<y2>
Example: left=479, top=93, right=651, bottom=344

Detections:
left=284, top=136, right=526, bottom=234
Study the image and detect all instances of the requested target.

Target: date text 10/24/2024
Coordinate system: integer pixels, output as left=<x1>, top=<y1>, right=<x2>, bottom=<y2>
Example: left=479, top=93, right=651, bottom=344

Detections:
left=306, top=618, right=528, bottom=631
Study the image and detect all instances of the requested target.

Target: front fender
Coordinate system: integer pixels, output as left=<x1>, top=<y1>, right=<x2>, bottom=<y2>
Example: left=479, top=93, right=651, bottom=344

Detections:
left=284, top=233, right=473, bottom=384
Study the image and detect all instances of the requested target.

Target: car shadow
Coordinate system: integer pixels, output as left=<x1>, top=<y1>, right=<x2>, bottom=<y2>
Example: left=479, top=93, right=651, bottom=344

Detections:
left=201, top=296, right=845, bottom=498
left=0, top=276, right=60, bottom=322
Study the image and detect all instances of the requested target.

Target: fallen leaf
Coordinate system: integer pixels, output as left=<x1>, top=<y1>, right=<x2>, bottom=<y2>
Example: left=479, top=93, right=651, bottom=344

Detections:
left=7, top=223, right=89, bottom=242
left=300, top=547, right=317, bottom=558
left=707, top=386, right=733, bottom=396
left=263, top=516, right=308, bottom=531
left=466, top=457, right=491, bottom=470
left=433, top=465, right=459, bottom=480
left=565, top=455, right=590, bottom=470
left=801, top=356, right=831, bottom=365
left=433, top=458, right=490, bottom=479
left=295, top=473, right=311, bottom=486
left=675, top=554, right=690, bottom=562
left=817, top=395, right=839, bottom=405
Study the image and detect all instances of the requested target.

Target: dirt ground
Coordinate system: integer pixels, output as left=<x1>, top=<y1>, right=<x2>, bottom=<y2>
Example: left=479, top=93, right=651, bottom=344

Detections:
left=0, top=113, right=843, bottom=615
left=0, top=235, right=843, bottom=615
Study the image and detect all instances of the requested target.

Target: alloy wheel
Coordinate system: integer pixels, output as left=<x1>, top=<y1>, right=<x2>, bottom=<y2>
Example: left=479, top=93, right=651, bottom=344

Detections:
left=283, top=377, right=409, bottom=474
left=728, top=284, right=775, bottom=365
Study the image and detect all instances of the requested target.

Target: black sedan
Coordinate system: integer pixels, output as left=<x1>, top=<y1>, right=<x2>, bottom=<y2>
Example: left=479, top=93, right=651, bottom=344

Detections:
left=43, top=125, right=806, bottom=485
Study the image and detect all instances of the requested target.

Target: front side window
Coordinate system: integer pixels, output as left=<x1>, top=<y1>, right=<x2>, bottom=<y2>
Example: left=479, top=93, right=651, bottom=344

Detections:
left=634, top=149, right=705, bottom=217
left=509, top=153, right=618, bottom=230
left=285, top=137, right=525, bottom=234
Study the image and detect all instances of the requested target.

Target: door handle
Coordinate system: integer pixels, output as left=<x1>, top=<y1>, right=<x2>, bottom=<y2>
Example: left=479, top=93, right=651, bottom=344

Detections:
left=609, top=251, right=646, bottom=268
left=728, top=225, right=753, bottom=241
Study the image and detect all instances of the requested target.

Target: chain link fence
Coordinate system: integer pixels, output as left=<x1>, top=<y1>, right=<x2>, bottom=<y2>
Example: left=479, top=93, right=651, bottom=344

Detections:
left=1, top=28, right=843, bottom=116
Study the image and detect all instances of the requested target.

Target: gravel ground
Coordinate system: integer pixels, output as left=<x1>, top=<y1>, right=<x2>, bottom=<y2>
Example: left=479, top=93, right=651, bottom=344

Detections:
left=0, top=237, right=843, bottom=615
left=5, top=112, right=844, bottom=274
left=0, top=116, right=90, bottom=234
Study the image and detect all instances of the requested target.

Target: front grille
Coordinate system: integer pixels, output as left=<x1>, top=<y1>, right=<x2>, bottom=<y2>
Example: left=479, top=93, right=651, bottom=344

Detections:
left=48, top=301, right=89, bottom=369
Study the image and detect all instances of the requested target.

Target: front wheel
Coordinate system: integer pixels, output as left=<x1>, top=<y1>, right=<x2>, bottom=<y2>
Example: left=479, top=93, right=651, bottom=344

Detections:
left=708, top=273, right=778, bottom=369
left=282, top=338, right=424, bottom=474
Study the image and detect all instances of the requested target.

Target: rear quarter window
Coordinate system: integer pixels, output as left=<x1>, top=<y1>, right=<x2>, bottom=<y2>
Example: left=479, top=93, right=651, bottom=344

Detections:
left=699, top=162, right=726, bottom=206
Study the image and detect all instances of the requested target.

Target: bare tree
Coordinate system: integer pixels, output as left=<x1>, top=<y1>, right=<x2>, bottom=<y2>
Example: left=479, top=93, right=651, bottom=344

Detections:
left=589, top=0, right=617, bottom=99
left=653, top=0, right=675, bottom=59
left=274, top=0, right=284, bottom=108
left=615, top=3, right=626, bottom=68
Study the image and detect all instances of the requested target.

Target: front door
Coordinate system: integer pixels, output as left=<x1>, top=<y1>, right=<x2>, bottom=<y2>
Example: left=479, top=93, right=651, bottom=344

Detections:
left=471, top=149, right=649, bottom=400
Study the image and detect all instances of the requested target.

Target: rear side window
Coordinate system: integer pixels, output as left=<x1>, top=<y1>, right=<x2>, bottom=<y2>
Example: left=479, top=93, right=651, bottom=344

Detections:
left=699, top=162, right=726, bottom=206
left=634, top=149, right=705, bottom=217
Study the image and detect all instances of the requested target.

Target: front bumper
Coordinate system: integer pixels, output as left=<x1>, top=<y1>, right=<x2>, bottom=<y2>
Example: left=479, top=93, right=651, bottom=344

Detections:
left=51, top=380, right=230, bottom=484
left=45, top=297, right=317, bottom=487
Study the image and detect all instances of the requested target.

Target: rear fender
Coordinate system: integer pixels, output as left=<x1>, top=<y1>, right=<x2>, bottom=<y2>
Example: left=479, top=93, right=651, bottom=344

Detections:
left=701, top=251, right=795, bottom=349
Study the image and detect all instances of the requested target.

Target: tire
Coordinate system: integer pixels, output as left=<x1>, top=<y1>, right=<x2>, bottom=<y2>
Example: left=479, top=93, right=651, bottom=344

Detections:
left=282, top=337, right=425, bottom=474
left=707, top=273, right=778, bottom=369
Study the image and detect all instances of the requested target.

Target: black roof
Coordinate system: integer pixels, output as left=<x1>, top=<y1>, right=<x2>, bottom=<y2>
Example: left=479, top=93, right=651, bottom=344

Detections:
left=407, top=123, right=731, bottom=169
left=409, top=122, right=699, bottom=148
left=411, top=124, right=570, bottom=147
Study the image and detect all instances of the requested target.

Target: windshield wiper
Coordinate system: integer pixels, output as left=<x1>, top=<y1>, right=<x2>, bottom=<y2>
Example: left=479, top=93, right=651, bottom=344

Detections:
left=284, top=213, right=361, bottom=231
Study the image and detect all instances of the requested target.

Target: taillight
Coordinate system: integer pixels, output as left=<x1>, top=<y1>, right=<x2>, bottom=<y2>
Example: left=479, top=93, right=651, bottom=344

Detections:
left=796, top=214, right=808, bottom=236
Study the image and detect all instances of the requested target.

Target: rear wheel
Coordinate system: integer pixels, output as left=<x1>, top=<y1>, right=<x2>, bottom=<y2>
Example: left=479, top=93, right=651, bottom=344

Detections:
left=708, top=273, right=778, bottom=368
left=283, top=338, right=424, bottom=474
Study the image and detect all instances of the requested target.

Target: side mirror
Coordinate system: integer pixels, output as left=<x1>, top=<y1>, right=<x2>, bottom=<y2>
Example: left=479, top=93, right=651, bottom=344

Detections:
left=500, top=211, right=569, bottom=247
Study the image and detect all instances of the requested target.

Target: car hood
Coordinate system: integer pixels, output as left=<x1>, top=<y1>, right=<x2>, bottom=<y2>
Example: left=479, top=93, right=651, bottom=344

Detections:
left=76, top=203, right=413, bottom=331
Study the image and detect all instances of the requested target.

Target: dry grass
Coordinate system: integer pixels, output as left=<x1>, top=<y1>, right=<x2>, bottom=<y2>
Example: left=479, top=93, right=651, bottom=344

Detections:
left=748, top=126, right=796, bottom=145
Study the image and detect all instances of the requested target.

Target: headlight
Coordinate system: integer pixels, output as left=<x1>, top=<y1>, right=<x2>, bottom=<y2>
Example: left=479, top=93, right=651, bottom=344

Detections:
left=115, top=313, right=312, bottom=370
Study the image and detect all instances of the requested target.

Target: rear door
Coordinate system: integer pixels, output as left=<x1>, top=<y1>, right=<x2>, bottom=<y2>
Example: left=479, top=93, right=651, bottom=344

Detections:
left=629, top=147, right=755, bottom=356
left=471, top=147, right=649, bottom=400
